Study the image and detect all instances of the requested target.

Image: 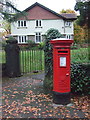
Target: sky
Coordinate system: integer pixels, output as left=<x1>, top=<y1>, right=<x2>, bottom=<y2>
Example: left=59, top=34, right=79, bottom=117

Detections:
left=15, top=0, right=77, bottom=13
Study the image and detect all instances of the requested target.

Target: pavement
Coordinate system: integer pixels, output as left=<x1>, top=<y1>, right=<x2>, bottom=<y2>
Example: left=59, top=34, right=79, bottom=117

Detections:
left=2, top=72, right=90, bottom=119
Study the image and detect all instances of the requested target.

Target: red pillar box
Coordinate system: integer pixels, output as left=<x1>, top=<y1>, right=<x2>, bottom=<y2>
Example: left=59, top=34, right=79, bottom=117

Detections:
left=50, top=38, right=73, bottom=105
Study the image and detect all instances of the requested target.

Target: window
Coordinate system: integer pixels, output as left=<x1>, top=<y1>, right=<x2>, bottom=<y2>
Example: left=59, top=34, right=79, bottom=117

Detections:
left=18, top=36, right=27, bottom=43
left=65, top=21, right=71, bottom=26
left=35, top=20, right=42, bottom=27
left=17, top=21, right=27, bottom=27
left=24, top=21, right=26, bottom=26
left=66, top=34, right=71, bottom=39
left=18, top=21, right=20, bottom=27
left=61, top=34, right=73, bottom=39
left=35, top=33, right=42, bottom=43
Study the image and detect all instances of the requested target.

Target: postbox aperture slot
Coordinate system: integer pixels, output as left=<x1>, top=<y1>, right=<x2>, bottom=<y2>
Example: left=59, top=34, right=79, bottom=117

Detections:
left=60, top=57, right=66, bottom=67
left=56, top=48, right=66, bottom=49
left=58, top=51, right=68, bottom=53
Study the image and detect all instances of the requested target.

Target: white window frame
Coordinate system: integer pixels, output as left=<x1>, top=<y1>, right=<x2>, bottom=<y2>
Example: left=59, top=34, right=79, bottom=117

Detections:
left=35, top=20, right=42, bottom=28
left=35, top=32, right=42, bottom=43
left=18, top=35, right=28, bottom=44
left=17, top=20, right=27, bottom=27
left=65, top=21, right=71, bottom=27
left=61, top=34, right=73, bottom=40
left=66, top=34, right=71, bottom=39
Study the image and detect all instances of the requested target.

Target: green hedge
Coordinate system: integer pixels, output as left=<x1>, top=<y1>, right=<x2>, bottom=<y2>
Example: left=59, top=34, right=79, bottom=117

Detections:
left=71, top=63, right=90, bottom=95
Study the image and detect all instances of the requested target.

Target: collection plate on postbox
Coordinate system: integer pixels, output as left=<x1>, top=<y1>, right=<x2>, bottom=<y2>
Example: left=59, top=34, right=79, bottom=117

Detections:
left=60, top=57, right=66, bottom=67
left=58, top=49, right=68, bottom=68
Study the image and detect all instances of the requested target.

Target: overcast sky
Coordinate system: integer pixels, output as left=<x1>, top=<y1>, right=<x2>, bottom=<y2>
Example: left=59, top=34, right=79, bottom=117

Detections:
left=15, top=0, right=77, bottom=13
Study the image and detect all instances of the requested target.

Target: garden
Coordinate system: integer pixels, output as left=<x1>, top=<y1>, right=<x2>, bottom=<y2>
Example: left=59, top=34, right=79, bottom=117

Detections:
left=1, top=0, right=90, bottom=118
left=1, top=35, right=90, bottom=95
left=1, top=28, right=90, bottom=119
left=2, top=36, right=90, bottom=119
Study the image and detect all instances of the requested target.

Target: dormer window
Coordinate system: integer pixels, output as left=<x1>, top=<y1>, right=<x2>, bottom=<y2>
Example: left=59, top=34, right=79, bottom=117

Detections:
left=65, top=21, right=71, bottom=26
left=17, top=20, right=27, bottom=27
left=35, top=20, right=42, bottom=27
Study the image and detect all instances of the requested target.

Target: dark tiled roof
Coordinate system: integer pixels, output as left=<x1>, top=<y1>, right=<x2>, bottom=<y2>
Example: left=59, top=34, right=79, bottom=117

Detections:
left=24, top=2, right=77, bottom=20
left=60, top=13, right=77, bottom=20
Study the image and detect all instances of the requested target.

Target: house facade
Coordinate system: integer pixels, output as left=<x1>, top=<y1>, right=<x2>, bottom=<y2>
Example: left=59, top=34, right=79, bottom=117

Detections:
left=11, top=2, right=77, bottom=44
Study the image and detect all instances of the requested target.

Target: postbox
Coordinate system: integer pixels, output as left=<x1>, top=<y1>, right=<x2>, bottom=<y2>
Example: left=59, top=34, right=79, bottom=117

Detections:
left=50, top=38, right=73, bottom=105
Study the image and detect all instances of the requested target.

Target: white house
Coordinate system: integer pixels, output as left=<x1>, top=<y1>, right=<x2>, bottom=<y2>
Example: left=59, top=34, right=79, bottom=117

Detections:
left=11, top=2, right=77, bottom=44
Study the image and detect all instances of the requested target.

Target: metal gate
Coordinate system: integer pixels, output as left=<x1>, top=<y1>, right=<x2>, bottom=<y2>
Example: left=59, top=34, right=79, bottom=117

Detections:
left=20, top=49, right=44, bottom=74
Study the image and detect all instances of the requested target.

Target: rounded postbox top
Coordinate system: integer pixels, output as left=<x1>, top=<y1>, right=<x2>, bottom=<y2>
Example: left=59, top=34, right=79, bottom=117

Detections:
left=50, top=38, right=73, bottom=46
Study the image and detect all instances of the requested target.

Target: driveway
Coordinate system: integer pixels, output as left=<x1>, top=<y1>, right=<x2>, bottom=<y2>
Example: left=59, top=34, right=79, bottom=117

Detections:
left=2, top=73, right=90, bottom=119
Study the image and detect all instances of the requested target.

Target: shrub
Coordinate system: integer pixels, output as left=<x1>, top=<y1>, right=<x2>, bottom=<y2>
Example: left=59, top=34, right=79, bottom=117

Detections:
left=71, top=63, right=90, bottom=95
left=44, top=28, right=61, bottom=90
left=38, top=42, right=45, bottom=50
left=71, top=43, right=79, bottom=49
left=46, top=28, right=61, bottom=39
left=27, top=40, right=36, bottom=49
left=7, top=36, right=16, bottom=41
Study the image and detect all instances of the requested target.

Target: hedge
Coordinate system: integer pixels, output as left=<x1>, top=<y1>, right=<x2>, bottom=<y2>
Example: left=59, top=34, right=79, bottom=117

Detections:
left=71, top=63, right=90, bottom=95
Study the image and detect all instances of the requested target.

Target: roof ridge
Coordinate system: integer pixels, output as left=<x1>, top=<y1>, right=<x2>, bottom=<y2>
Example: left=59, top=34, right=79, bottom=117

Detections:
left=24, top=2, right=77, bottom=20
left=24, top=2, right=65, bottom=19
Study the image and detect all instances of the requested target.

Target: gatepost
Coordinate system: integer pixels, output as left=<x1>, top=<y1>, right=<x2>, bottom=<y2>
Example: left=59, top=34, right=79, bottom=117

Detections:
left=5, top=39, right=21, bottom=77
left=50, top=38, right=73, bottom=105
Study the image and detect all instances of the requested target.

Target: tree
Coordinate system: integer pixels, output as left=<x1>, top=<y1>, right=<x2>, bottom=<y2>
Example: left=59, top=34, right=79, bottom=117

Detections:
left=74, top=23, right=85, bottom=44
left=60, top=9, right=75, bottom=13
left=74, top=1, right=90, bottom=27
left=0, top=0, right=26, bottom=23
left=2, top=20, right=10, bottom=34
left=0, top=0, right=27, bottom=40
left=74, top=1, right=90, bottom=61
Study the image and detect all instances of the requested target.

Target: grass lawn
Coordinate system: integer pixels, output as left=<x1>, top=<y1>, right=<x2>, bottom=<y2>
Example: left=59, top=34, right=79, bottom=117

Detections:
left=71, top=48, right=89, bottom=64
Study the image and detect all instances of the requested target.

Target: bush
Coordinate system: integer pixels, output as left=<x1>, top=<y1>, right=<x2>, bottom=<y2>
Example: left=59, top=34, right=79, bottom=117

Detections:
left=71, top=63, right=90, bottom=95
left=38, top=42, right=45, bottom=50
left=71, top=43, right=78, bottom=49
left=27, top=40, right=36, bottom=49
left=44, top=28, right=61, bottom=90
left=46, top=28, right=61, bottom=40
left=7, top=36, right=16, bottom=41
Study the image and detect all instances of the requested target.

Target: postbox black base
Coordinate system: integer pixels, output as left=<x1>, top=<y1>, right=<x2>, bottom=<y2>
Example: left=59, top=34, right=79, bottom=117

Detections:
left=53, top=91, right=71, bottom=105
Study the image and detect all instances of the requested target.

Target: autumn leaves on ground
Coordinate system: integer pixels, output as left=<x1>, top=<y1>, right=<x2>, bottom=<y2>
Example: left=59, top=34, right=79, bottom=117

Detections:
left=2, top=75, right=90, bottom=119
